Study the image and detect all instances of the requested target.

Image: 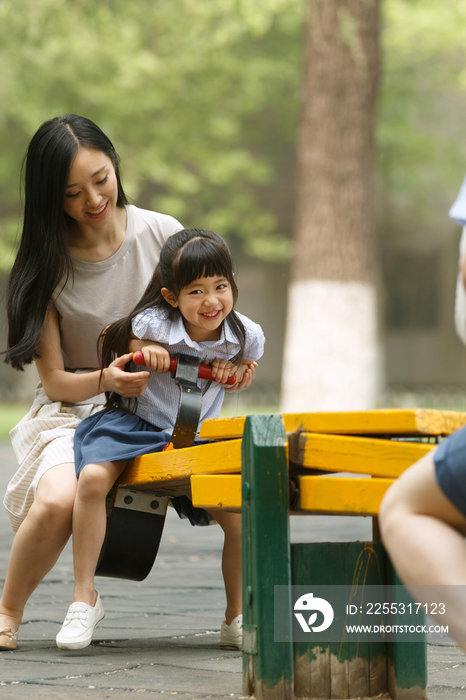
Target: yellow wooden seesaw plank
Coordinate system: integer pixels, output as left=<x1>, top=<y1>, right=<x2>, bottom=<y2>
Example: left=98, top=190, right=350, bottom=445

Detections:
left=190, top=474, right=393, bottom=517
left=191, top=474, right=242, bottom=511
left=298, top=476, right=394, bottom=517
left=117, top=439, right=242, bottom=489
left=199, top=409, right=466, bottom=440
left=290, top=432, right=433, bottom=477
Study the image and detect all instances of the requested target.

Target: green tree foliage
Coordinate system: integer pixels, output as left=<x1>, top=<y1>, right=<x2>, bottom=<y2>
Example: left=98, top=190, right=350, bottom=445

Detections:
left=1, top=0, right=466, bottom=271
left=379, top=0, right=466, bottom=215
left=0, top=0, right=305, bottom=268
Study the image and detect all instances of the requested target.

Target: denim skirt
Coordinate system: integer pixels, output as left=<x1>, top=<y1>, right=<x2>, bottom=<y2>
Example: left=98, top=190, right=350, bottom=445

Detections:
left=74, top=408, right=213, bottom=526
left=434, top=424, right=466, bottom=516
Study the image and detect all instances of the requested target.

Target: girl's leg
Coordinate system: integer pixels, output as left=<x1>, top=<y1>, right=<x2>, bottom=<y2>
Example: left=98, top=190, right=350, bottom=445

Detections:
left=71, top=460, right=127, bottom=606
left=379, top=450, right=466, bottom=650
left=0, top=462, right=77, bottom=646
left=208, top=510, right=242, bottom=624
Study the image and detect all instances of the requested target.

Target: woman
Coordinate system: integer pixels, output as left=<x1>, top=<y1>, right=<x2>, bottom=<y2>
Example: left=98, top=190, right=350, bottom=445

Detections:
left=0, top=114, right=255, bottom=650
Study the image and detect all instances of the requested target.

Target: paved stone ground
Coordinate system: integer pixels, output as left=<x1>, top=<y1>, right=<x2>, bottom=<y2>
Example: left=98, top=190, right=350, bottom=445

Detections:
left=0, top=442, right=465, bottom=699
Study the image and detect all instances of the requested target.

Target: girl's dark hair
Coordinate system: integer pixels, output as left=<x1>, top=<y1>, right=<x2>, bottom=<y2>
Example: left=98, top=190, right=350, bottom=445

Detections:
left=5, top=114, right=128, bottom=370
left=101, top=228, right=246, bottom=412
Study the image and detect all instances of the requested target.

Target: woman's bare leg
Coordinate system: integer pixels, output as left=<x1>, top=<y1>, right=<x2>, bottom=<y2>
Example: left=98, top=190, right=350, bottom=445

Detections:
left=71, top=461, right=126, bottom=606
left=0, top=463, right=77, bottom=644
left=379, top=450, right=466, bottom=650
left=208, top=510, right=242, bottom=625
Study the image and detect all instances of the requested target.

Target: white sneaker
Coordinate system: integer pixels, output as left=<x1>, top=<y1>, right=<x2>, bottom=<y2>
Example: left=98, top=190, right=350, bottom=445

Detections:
left=220, top=613, right=242, bottom=650
left=56, top=593, right=105, bottom=650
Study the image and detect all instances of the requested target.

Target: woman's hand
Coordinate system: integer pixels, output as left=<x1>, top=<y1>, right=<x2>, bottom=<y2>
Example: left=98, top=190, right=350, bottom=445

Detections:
left=224, top=361, right=258, bottom=393
left=101, top=353, right=150, bottom=397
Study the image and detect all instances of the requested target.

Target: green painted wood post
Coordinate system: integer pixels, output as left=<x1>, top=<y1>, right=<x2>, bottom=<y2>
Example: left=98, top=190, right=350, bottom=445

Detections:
left=291, top=541, right=388, bottom=699
left=385, top=556, right=428, bottom=700
left=242, top=414, right=293, bottom=700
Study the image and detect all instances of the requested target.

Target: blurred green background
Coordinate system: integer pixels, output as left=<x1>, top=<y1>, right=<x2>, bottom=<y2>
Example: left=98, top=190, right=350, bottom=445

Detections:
left=2, top=0, right=466, bottom=433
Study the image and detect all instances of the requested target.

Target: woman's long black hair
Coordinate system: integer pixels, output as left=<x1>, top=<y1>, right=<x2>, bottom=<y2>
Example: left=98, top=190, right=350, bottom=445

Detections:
left=101, top=228, right=247, bottom=412
left=5, top=114, right=128, bottom=370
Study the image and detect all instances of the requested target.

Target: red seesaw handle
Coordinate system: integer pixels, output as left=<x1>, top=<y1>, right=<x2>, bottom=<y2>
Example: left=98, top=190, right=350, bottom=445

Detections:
left=132, top=351, right=237, bottom=386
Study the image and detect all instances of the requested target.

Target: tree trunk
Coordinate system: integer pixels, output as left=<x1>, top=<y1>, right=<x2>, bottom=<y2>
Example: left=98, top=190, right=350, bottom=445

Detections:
left=281, top=0, right=381, bottom=412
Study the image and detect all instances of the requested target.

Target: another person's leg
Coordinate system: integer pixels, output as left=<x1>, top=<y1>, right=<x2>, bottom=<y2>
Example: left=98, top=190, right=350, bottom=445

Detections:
left=209, top=509, right=242, bottom=649
left=379, top=449, right=466, bottom=650
left=0, top=462, right=77, bottom=649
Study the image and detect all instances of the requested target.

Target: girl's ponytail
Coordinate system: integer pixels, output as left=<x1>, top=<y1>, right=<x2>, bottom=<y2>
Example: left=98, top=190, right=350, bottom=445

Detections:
left=100, top=316, right=137, bottom=412
left=99, top=265, right=164, bottom=411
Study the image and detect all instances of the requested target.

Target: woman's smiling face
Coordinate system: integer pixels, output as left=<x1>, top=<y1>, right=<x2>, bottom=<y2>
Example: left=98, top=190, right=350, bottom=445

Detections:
left=64, top=147, right=119, bottom=228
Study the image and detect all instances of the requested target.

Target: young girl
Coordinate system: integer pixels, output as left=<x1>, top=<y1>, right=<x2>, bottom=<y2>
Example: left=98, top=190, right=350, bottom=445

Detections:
left=56, top=228, right=265, bottom=651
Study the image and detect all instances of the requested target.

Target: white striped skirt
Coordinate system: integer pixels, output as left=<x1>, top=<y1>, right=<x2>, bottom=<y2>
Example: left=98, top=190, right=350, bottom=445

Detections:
left=4, top=401, right=104, bottom=532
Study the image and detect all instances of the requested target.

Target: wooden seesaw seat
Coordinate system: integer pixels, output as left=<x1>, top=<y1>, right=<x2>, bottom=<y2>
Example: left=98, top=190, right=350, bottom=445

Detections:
left=100, top=407, right=466, bottom=699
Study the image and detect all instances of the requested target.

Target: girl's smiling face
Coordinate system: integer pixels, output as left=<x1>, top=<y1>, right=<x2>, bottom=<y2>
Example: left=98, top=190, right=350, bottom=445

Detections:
left=162, top=275, right=234, bottom=342
left=64, top=147, right=119, bottom=228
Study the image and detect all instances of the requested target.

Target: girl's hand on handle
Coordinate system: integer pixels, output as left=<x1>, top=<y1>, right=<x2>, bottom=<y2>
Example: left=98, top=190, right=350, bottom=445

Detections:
left=224, top=361, right=257, bottom=393
left=137, top=344, right=171, bottom=373
left=101, top=353, right=150, bottom=398
left=129, top=338, right=171, bottom=373
left=209, top=358, right=238, bottom=385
